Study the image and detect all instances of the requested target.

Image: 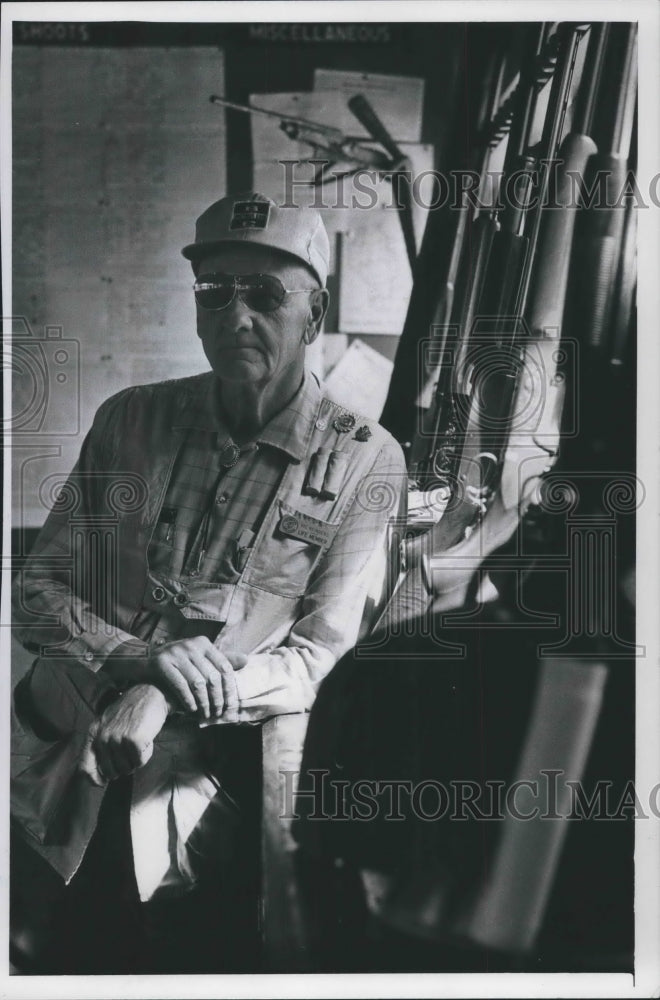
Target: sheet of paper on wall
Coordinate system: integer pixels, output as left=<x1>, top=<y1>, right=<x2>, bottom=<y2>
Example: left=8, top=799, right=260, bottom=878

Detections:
left=250, top=91, right=357, bottom=282
left=250, top=91, right=433, bottom=334
left=337, top=140, right=433, bottom=335
left=322, top=333, right=349, bottom=379
left=323, top=339, right=393, bottom=420
left=313, top=69, right=425, bottom=143
left=305, top=331, right=352, bottom=381
left=337, top=139, right=433, bottom=334
left=249, top=89, right=433, bottom=210
left=252, top=138, right=433, bottom=267
left=250, top=89, right=378, bottom=201
left=304, top=330, right=324, bottom=382
left=13, top=46, right=225, bottom=526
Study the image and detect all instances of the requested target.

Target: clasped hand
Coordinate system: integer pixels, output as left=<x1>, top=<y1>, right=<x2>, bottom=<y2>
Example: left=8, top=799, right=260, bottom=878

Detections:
left=81, top=636, right=246, bottom=785
left=144, top=635, right=245, bottom=720
left=80, top=683, right=168, bottom=785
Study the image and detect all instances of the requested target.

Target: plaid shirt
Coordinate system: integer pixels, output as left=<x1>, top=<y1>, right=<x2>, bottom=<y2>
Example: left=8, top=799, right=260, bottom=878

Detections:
left=12, top=367, right=407, bottom=899
left=133, top=371, right=327, bottom=644
left=15, top=368, right=408, bottom=723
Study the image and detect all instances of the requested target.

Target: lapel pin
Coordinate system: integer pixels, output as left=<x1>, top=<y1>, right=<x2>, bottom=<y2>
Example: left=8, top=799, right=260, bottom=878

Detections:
left=333, top=412, right=356, bottom=434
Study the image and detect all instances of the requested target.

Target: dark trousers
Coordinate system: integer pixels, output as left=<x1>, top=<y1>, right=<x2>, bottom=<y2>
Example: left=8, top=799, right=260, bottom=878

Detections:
left=11, top=731, right=263, bottom=975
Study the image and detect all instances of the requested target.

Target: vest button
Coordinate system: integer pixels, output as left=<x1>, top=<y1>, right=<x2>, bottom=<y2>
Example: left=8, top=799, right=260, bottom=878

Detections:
left=315, top=418, right=327, bottom=430
left=216, top=493, right=228, bottom=505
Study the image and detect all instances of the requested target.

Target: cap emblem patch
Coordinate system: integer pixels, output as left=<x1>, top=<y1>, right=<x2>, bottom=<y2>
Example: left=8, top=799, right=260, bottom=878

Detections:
left=230, top=201, right=270, bottom=230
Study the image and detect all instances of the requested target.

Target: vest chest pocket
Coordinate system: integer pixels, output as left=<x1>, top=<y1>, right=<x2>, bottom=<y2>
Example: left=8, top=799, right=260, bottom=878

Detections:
left=241, top=501, right=341, bottom=598
left=153, top=512, right=176, bottom=541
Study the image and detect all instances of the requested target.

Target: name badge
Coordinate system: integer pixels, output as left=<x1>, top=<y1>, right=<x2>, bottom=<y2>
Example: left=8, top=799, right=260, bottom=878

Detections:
left=278, top=508, right=336, bottom=548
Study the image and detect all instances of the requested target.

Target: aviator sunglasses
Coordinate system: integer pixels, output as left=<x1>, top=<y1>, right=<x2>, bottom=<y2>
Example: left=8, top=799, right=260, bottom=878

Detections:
left=194, top=272, right=318, bottom=313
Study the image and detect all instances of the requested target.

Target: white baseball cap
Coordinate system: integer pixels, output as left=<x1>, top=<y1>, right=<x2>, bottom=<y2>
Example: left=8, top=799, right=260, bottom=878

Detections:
left=182, top=191, right=330, bottom=287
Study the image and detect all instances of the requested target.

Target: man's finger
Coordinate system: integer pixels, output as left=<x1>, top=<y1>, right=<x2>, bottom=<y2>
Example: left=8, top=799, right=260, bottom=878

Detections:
left=95, top=736, right=142, bottom=778
left=203, top=644, right=236, bottom=674
left=79, top=725, right=107, bottom=786
left=91, top=732, right=119, bottom=782
left=118, top=735, right=145, bottom=772
left=137, top=738, right=155, bottom=768
left=188, top=648, right=225, bottom=718
left=221, top=669, right=240, bottom=723
left=117, top=735, right=154, bottom=772
left=166, top=653, right=211, bottom=718
left=158, top=660, right=198, bottom=713
left=204, top=644, right=241, bottom=720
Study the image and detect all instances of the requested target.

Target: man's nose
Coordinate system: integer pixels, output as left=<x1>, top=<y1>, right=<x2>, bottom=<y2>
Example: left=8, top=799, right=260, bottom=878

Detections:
left=216, top=291, right=255, bottom=330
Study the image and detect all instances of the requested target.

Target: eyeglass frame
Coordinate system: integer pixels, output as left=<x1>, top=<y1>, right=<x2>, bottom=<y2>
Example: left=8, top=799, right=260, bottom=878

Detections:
left=193, top=272, right=320, bottom=313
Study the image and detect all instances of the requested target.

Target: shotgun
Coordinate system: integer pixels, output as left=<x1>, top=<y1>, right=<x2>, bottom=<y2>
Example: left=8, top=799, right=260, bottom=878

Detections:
left=418, top=23, right=560, bottom=549
left=377, top=23, right=590, bottom=630
left=565, top=24, right=637, bottom=353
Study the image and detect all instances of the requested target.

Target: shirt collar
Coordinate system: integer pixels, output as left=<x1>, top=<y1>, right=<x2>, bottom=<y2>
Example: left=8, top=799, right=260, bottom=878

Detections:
left=174, top=368, right=322, bottom=463
left=256, top=368, right=322, bottom=462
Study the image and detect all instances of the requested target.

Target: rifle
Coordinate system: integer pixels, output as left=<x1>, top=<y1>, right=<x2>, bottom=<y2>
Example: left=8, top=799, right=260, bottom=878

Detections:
left=557, top=23, right=638, bottom=506
left=608, top=179, right=637, bottom=369
left=524, top=23, right=607, bottom=339
left=377, top=23, right=589, bottom=629
left=418, top=25, right=570, bottom=533
left=209, top=94, right=393, bottom=181
left=410, top=49, right=505, bottom=422
left=409, top=26, right=558, bottom=492
left=565, top=24, right=637, bottom=354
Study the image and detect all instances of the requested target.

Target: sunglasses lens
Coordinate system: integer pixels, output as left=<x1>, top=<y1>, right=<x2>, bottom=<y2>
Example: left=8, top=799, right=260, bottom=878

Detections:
left=194, top=275, right=235, bottom=310
left=241, top=275, right=286, bottom=313
left=193, top=274, right=288, bottom=312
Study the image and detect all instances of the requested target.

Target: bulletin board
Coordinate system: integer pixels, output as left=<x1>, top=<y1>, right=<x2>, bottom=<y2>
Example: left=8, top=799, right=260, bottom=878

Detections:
left=12, top=46, right=226, bottom=526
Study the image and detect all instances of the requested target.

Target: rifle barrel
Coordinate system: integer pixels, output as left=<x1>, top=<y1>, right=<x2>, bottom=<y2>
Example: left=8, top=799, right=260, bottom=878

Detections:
left=209, top=94, right=343, bottom=140
left=569, top=24, right=638, bottom=351
left=571, top=24, right=609, bottom=137
left=518, top=24, right=587, bottom=322
left=525, top=23, right=610, bottom=338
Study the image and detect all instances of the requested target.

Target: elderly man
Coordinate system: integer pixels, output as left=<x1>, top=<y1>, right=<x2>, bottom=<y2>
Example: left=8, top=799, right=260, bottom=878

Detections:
left=11, top=192, right=406, bottom=973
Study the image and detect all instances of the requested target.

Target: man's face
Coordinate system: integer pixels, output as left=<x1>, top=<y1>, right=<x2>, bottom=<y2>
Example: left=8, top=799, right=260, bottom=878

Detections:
left=194, top=244, right=325, bottom=386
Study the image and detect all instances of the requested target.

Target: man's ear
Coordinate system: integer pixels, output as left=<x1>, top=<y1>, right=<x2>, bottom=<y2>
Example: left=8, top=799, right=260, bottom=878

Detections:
left=304, top=288, right=330, bottom=345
